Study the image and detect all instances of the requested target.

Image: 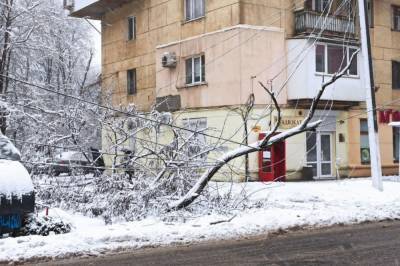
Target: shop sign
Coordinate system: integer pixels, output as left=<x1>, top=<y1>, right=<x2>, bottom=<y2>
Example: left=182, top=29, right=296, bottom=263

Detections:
left=379, top=110, right=400, bottom=124
left=274, top=116, right=303, bottom=129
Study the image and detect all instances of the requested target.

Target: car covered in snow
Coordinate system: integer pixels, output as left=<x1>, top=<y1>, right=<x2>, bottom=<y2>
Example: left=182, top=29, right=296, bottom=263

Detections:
left=48, top=149, right=104, bottom=176
left=0, top=135, right=35, bottom=236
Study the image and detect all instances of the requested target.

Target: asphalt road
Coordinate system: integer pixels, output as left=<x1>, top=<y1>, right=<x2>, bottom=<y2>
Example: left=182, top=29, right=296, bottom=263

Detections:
left=32, top=220, right=400, bottom=266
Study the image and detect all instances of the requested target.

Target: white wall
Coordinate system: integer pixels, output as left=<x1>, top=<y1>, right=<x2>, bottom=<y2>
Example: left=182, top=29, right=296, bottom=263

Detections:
left=287, top=39, right=366, bottom=102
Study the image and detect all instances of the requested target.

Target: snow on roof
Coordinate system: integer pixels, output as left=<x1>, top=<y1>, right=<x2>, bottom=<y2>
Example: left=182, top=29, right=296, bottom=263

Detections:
left=55, top=151, right=87, bottom=161
left=0, top=160, right=33, bottom=196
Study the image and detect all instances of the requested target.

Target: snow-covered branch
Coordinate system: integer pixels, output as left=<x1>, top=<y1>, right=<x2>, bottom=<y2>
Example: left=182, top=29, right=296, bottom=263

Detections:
left=169, top=49, right=360, bottom=210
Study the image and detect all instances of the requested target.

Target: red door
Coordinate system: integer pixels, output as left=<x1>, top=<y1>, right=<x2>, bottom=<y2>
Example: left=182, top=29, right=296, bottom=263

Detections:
left=258, top=133, right=286, bottom=182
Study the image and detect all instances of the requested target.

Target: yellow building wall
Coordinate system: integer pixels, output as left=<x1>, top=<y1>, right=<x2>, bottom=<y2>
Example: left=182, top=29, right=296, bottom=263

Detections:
left=101, top=0, right=242, bottom=110
left=156, top=26, right=287, bottom=108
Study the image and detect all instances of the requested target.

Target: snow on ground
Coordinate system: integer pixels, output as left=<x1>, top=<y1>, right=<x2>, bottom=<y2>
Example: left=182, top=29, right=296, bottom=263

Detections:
left=1, top=178, right=400, bottom=262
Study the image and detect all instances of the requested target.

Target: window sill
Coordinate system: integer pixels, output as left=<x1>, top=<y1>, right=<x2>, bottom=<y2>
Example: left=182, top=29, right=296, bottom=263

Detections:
left=182, top=16, right=205, bottom=25
left=177, top=82, right=208, bottom=89
left=315, top=72, right=360, bottom=79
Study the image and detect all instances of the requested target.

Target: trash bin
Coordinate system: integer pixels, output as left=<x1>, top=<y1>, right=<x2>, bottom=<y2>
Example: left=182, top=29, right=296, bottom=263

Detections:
left=0, top=160, right=35, bottom=235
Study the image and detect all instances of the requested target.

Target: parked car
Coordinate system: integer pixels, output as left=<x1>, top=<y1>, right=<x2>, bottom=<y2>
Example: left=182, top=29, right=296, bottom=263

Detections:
left=49, top=148, right=105, bottom=176
left=0, top=136, right=35, bottom=236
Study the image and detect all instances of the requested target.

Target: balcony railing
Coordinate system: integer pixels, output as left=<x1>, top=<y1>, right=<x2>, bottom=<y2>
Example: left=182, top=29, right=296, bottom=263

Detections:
left=295, top=10, right=356, bottom=37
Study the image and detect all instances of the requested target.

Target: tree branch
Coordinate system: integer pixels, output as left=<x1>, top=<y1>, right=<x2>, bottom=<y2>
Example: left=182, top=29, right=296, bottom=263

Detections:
left=168, top=49, right=360, bottom=211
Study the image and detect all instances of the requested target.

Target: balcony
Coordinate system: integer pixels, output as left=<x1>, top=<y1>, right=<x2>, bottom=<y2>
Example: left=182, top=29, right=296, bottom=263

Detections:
left=294, top=10, right=356, bottom=38
left=286, top=39, right=365, bottom=107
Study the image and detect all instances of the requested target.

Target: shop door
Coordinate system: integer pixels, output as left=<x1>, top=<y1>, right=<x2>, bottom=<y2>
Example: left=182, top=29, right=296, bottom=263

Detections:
left=306, top=132, right=333, bottom=179
left=258, top=133, right=286, bottom=182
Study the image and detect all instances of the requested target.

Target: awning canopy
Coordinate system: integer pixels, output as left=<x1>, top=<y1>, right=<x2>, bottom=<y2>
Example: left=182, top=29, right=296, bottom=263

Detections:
left=71, top=0, right=133, bottom=20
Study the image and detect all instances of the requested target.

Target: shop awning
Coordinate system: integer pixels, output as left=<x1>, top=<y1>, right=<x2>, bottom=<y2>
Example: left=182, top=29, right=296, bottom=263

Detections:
left=71, top=0, right=134, bottom=20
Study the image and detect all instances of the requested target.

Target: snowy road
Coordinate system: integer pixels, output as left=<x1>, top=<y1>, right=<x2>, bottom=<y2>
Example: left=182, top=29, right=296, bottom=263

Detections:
left=2, top=178, right=400, bottom=263
left=33, top=220, right=400, bottom=266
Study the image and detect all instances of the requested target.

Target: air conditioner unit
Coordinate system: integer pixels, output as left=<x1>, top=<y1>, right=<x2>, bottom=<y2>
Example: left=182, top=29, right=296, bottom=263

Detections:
left=161, top=52, right=177, bottom=68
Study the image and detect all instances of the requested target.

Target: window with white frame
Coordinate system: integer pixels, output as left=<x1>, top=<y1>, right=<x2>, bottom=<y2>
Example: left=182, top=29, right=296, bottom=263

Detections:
left=315, top=43, right=358, bottom=76
left=185, top=0, right=205, bottom=21
left=182, top=117, right=207, bottom=159
left=185, top=55, right=205, bottom=85
left=127, top=16, right=136, bottom=40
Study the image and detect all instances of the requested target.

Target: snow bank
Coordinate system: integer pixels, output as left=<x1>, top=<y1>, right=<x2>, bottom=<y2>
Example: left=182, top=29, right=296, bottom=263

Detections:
left=0, top=160, right=33, bottom=196
left=1, top=178, right=400, bottom=262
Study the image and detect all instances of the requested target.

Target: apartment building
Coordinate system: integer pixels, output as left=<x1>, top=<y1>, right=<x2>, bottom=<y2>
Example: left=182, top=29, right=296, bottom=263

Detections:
left=70, top=0, right=400, bottom=181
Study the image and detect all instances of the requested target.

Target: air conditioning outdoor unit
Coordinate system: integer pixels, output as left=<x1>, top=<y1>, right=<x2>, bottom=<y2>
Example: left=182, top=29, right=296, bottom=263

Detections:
left=161, top=52, right=177, bottom=68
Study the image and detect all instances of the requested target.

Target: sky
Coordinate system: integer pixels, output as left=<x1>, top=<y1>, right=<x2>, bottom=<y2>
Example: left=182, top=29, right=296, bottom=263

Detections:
left=74, top=0, right=102, bottom=70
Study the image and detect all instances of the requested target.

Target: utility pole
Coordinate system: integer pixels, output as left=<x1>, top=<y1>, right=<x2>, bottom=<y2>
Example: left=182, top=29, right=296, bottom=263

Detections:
left=358, top=0, right=383, bottom=190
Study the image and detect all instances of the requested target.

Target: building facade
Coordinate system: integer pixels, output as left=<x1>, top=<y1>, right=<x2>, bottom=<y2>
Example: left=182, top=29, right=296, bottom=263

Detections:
left=70, top=0, right=400, bottom=181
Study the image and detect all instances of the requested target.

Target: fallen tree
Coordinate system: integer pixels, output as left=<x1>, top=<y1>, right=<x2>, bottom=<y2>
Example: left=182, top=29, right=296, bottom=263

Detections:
left=169, top=50, right=360, bottom=210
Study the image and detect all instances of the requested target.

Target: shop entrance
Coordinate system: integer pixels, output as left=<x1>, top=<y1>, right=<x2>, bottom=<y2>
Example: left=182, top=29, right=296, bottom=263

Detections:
left=306, top=132, right=334, bottom=179
left=258, top=133, right=286, bottom=182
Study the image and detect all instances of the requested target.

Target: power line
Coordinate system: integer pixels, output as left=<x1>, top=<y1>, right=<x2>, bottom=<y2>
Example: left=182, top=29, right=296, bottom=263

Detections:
left=320, top=97, right=400, bottom=128
left=4, top=2, right=310, bottom=150
left=2, top=73, right=259, bottom=149
left=4, top=0, right=343, bottom=157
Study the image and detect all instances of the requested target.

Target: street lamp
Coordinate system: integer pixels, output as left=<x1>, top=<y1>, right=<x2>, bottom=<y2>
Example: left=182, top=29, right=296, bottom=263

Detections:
left=389, top=122, right=400, bottom=177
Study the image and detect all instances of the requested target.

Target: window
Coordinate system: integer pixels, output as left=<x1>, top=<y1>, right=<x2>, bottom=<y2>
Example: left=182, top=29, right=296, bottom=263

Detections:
left=336, top=0, right=353, bottom=17
left=315, top=45, right=325, bottom=73
left=315, top=44, right=358, bottom=76
left=393, top=6, right=400, bottom=31
left=394, top=127, right=400, bottom=162
left=360, top=119, right=370, bottom=164
left=127, top=16, right=136, bottom=40
left=327, top=45, right=346, bottom=74
left=127, top=69, right=136, bottom=95
left=182, top=118, right=207, bottom=159
left=393, top=61, right=400, bottom=90
left=312, top=0, right=330, bottom=12
left=185, top=55, right=205, bottom=85
left=185, top=0, right=205, bottom=21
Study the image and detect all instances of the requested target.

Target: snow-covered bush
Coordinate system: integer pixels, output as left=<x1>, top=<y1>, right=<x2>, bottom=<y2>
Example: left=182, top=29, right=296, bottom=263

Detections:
left=20, top=214, right=72, bottom=236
